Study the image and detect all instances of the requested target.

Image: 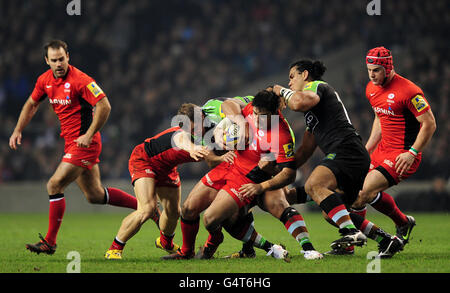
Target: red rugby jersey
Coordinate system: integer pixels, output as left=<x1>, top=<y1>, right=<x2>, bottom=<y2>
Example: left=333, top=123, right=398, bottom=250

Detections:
left=143, top=127, right=196, bottom=171
left=31, top=65, right=106, bottom=140
left=233, top=104, right=295, bottom=181
left=366, top=74, right=431, bottom=151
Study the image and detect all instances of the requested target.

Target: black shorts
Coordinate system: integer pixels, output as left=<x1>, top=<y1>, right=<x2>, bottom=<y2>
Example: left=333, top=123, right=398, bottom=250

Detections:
left=319, top=136, right=370, bottom=205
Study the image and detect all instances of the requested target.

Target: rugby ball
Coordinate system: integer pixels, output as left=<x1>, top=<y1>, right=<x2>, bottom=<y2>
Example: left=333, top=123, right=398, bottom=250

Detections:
left=223, top=123, right=240, bottom=147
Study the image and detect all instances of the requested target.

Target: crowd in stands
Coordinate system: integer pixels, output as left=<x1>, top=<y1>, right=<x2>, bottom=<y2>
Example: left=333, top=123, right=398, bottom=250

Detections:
left=0, top=0, right=448, bottom=186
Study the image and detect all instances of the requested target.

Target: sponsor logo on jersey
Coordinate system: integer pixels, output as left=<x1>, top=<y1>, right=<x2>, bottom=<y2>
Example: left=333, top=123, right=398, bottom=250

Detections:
left=63, top=153, right=72, bottom=159
left=64, top=82, right=71, bottom=88
left=49, top=98, right=72, bottom=105
left=87, top=82, right=104, bottom=98
left=325, top=153, right=336, bottom=160
left=373, top=106, right=395, bottom=116
left=283, top=143, right=294, bottom=158
left=145, top=169, right=155, bottom=175
left=411, top=95, right=428, bottom=112
left=383, top=159, right=394, bottom=168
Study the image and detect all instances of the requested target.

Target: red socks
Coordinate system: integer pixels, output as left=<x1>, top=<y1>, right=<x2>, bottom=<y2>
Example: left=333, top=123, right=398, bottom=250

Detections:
left=159, top=231, right=175, bottom=249
left=371, top=192, right=408, bottom=226
left=180, top=217, right=200, bottom=255
left=45, top=193, right=66, bottom=246
left=105, top=187, right=137, bottom=210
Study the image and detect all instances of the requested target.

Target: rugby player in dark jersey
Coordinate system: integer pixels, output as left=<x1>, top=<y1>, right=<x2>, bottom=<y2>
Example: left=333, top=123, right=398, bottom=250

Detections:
left=273, top=60, right=404, bottom=257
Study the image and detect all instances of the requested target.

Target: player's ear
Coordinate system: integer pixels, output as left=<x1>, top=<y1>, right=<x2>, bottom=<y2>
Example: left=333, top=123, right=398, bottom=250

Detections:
left=66, top=52, right=70, bottom=62
left=302, top=70, right=309, bottom=81
left=45, top=56, right=49, bottom=65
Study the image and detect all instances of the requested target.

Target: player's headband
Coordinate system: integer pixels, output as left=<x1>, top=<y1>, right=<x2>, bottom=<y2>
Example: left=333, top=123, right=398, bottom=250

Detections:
left=366, top=46, right=394, bottom=77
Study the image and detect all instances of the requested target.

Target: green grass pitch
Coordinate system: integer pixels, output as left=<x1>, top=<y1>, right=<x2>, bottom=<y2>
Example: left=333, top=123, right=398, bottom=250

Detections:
left=1, top=212, right=449, bottom=273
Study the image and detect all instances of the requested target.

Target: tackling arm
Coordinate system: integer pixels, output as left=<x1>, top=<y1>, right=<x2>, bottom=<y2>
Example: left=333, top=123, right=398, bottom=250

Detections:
left=295, top=130, right=317, bottom=169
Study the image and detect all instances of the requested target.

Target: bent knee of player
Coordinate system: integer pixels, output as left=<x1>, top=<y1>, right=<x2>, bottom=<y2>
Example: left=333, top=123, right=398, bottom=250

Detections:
left=46, top=177, right=65, bottom=195
left=136, top=205, right=158, bottom=224
left=203, top=210, right=221, bottom=232
left=181, top=202, right=201, bottom=220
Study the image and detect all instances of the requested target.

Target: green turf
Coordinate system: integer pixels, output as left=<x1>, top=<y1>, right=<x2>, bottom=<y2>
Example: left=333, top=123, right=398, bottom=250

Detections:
left=1, top=212, right=449, bottom=273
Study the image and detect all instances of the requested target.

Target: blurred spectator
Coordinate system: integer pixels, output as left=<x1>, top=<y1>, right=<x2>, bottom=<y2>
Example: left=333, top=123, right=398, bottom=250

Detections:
left=0, top=0, right=448, bottom=182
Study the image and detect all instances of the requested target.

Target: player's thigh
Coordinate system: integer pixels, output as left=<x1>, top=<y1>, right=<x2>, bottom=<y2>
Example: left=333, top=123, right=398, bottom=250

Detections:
left=203, top=189, right=239, bottom=229
left=304, top=165, right=338, bottom=197
left=76, top=164, right=104, bottom=202
left=133, top=177, right=158, bottom=213
left=47, top=161, right=84, bottom=192
left=182, top=181, right=218, bottom=219
left=156, top=186, right=181, bottom=215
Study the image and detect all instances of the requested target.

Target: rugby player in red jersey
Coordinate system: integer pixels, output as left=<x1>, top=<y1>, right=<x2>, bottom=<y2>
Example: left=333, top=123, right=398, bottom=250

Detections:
left=105, top=103, right=223, bottom=259
left=351, top=47, right=436, bottom=244
left=9, top=40, right=142, bottom=255
left=163, top=90, right=322, bottom=260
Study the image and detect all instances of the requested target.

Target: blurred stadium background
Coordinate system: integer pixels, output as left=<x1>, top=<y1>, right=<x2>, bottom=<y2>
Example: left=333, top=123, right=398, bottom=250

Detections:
left=0, top=0, right=448, bottom=213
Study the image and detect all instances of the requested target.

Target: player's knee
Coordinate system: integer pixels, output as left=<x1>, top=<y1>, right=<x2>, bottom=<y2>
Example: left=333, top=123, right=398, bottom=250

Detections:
left=203, top=211, right=219, bottom=232
left=46, top=177, right=63, bottom=194
left=137, top=204, right=157, bottom=224
left=181, top=202, right=200, bottom=220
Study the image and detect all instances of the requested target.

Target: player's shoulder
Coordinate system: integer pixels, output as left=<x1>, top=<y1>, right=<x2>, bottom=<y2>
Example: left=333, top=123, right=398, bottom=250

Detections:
left=36, top=69, right=54, bottom=83
left=303, top=80, right=328, bottom=93
left=392, top=74, right=423, bottom=95
left=68, top=65, right=97, bottom=85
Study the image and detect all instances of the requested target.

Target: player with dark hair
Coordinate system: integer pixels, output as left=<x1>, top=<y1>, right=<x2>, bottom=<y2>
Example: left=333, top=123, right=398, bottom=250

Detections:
left=273, top=59, right=404, bottom=258
left=163, top=90, right=322, bottom=260
left=349, top=47, right=436, bottom=250
left=105, top=103, right=218, bottom=259
left=9, top=40, right=144, bottom=255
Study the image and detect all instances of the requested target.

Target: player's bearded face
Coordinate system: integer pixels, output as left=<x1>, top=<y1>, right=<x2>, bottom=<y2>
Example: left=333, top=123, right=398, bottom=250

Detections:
left=45, top=47, right=69, bottom=78
left=367, top=64, right=385, bottom=85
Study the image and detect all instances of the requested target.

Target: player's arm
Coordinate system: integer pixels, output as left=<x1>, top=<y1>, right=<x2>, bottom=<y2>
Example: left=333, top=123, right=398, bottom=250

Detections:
left=295, top=130, right=317, bottom=169
left=9, top=96, right=41, bottom=150
left=172, top=131, right=210, bottom=161
left=204, top=150, right=237, bottom=169
left=239, top=165, right=296, bottom=197
left=273, top=85, right=320, bottom=112
left=395, top=109, right=436, bottom=175
left=74, top=97, right=111, bottom=148
left=365, top=114, right=382, bottom=154
left=214, top=100, right=249, bottom=147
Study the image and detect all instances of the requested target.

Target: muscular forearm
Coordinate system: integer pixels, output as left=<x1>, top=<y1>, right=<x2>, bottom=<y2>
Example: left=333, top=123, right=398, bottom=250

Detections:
left=85, top=98, right=110, bottom=137
left=14, top=97, right=39, bottom=132
left=365, top=116, right=381, bottom=154
left=411, top=121, right=436, bottom=153
left=260, top=168, right=296, bottom=192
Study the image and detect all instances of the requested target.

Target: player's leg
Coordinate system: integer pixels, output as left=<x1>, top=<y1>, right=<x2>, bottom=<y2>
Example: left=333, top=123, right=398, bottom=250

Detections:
left=26, top=161, right=84, bottom=254
left=305, top=165, right=367, bottom=248
left=222, top=210, right=289, bottom=260
left=105, top=177, right=158, bottom=259
left=353, top=168, right=413, bottom=240
left=194, top=189, right=240, bottom=259
left=154, top=186, right=181, bottom=253
left=162, top=181, right=219, bottom=259
left=76, top=164, right=137, bottom=208
left=263, top=188, right=322, bottom=259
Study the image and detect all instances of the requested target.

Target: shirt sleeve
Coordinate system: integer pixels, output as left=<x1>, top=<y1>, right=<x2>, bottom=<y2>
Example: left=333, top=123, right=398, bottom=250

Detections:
left=78, top=74, right=106, bottom=106
left=274, top=124, right=296, bottom=169
left=406, top=92, right=431, bottom=117
left=30, top=75, right=47, bottom=102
